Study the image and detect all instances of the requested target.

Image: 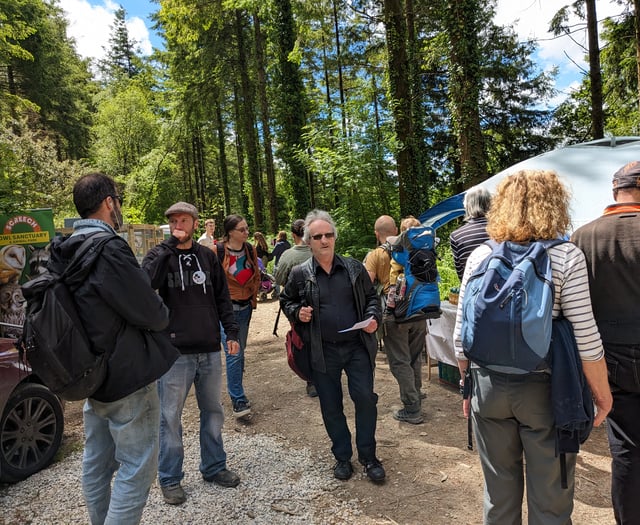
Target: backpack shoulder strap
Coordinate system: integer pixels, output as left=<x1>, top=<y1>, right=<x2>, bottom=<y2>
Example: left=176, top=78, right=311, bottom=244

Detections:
left=538, top=238, right=568, bottom=251
left=216, top=242, right=226, bottom=261
left=63, top=232, right=114, bottom=278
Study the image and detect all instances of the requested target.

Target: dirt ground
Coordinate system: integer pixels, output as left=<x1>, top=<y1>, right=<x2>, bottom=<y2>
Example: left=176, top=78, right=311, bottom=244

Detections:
left=60, top=298, right=616, bottom=525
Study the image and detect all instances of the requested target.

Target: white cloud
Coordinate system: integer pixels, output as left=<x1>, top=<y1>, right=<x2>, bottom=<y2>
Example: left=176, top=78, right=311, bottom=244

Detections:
left=58, top=0, right=152, bottom=63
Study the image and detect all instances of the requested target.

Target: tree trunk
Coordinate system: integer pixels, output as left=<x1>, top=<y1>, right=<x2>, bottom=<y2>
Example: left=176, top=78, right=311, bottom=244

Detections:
left=383, top=0, right=423, bottom=216
left=215, top=100, right=231, bottom=216
left=444, top=0, right=486, bottom=187
left=586, top=0, right=604, bottom=139
left=634, top=0, right=640, bottom=112
left=232, top=83, right=249, bottom=218
left=332, top=0, right=347, bottom=137
left=253, top=12, right=278, bottom=234
left=272, top=0, right=311, bottom=219
left=235, top=10, right=263, bottom=230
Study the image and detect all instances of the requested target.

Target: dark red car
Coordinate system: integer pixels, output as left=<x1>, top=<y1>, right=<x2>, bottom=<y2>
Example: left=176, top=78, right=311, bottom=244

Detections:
left=0, top=335, right=64, bottom=482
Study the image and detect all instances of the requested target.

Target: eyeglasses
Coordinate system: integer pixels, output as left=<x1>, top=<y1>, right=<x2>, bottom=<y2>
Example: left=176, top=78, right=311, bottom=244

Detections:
left=310, top=232, right=335, bottom=241
left=110, top=195, right=123, bottom=205
left=234, top=227, right=249, bottom=233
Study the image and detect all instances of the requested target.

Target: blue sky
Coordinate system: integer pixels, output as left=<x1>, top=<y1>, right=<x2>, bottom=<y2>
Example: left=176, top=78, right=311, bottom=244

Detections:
left=59, top=0, right=624, bottom=107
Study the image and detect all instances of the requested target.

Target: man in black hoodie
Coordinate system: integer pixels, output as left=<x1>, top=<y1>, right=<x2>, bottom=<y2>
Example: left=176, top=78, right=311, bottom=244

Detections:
left=143, top=202, right=241, bottom=505
left=49, top=172, right=179, bottom=525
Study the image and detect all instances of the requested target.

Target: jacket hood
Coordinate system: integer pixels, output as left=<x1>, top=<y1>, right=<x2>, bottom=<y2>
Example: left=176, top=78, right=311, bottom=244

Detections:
left=49, top=232, right=116, bottom=288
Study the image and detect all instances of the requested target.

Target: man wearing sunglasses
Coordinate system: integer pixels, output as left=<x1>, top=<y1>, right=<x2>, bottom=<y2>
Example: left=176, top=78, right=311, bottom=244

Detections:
left=48, top=172, right=179, bottom=524
left=280, top=209, right=385, bottom=483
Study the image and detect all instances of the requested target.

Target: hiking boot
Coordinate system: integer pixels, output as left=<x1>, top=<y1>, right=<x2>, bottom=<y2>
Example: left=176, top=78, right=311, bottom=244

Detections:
left=360, top=458, right=386, bottom=483
left=306, top=383, right=318, bottom=398
left=204, top=468, right=240, bottom=488
left=233, top=400, right=251, bottom=418
left=393, top=408, right=424, bottom=425
left=333, top=460, right=353, bottom=480
left=161, top=483, right=186, bottom=505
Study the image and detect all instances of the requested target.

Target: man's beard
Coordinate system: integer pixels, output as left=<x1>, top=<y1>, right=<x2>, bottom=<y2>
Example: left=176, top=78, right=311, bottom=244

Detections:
left=110, top=207, right=123, bottom=232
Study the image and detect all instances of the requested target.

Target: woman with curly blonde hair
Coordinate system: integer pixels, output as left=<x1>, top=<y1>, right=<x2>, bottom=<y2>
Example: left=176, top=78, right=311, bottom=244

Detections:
left=486, top=170, right=571, bottom=243
left=453, top=170, right=612, bottom=525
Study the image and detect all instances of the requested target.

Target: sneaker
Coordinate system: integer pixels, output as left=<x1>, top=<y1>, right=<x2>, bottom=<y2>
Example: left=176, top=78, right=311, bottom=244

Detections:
left=333, top=460, right=353, bottom=480
left=233, top=400, right=251, bottom=418
left=161, top=483, right=186, bottom=505
left=360, top=458, right=386, bottom=483
left=393, top=408, right=424, bottom=425
left=306, top=383, right=318, bottom=398
left=204, top=468, right=241, bottom=488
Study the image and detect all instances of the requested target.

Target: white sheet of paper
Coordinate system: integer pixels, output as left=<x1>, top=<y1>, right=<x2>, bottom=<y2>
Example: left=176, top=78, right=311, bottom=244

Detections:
left=338, top=316, right=374, bottom=333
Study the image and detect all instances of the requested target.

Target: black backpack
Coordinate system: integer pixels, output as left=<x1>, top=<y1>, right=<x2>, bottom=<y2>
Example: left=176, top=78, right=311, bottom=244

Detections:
left=20, top=233, right=113, bottom=401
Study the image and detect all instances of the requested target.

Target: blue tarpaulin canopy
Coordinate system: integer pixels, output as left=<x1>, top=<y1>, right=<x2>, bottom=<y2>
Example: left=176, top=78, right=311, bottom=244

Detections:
left=419, top=137, right=640, bottom=231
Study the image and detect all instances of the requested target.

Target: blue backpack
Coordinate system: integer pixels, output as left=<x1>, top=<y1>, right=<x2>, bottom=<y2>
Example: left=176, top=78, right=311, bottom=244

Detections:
left=461, top=239, right=564, bottom=373
left=390, top=225, right=441, bottom=322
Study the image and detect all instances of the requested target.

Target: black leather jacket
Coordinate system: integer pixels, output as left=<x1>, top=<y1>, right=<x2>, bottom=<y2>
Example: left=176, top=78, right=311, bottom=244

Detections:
left=49, top=225, right=179, bottom=402
left=280, top=254, right=381, bottom=373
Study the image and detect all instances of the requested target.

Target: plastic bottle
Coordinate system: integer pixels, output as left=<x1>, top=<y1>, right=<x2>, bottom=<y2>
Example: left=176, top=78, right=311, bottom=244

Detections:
left=386, top=285, right=396, bottom=309
left=396, top=275, right=407, bottom=301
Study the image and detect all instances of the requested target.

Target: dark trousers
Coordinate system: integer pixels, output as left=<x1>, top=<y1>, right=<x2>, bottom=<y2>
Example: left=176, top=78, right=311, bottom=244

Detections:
left=605, top=343, right=640, bottom=525
left=607, top=389, right=640, bottom=524
left=311, top=341, right=378, bottom=463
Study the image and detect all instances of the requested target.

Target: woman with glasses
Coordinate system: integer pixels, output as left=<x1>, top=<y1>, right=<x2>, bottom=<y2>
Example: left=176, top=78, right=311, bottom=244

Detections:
left=217, top=215, right=260, bottom=419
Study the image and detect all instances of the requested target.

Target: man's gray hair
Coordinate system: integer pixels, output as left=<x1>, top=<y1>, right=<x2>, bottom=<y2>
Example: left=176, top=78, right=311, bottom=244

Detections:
left=303, top=209, right=338, bottom=243
left=463, top=186, right=492, bottom=219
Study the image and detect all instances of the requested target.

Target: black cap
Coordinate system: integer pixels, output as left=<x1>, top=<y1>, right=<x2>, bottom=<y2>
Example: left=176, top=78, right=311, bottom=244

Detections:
left=613, top=161, right=640, bottom=190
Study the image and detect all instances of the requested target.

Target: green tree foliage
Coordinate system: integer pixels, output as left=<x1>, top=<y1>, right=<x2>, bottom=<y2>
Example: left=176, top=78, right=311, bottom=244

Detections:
left=5, top=0, right=95, bottom=159
left=98, top=6, right=143, bottom=82
left=91, top=84, right=158, bottom=178
left=0, top=0, right=593, bottom=254
left=0, top=117, right=83, bottom=219
left=0, top=0, right=37, bottom=117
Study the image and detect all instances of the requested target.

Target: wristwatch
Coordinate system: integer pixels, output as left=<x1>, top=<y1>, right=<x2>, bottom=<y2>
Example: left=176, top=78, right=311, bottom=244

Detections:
left=459, top=378, right=465, bottom=395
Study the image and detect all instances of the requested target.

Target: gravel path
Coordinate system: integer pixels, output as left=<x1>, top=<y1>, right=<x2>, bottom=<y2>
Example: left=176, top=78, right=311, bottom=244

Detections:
left=0, top=430, right=377, bottom=524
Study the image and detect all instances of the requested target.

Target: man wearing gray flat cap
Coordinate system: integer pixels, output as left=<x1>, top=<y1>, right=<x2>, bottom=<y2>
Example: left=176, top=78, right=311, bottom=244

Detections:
left=572, top=160, right=640, bottom=524
left=142, top=201, right=242, bottom=505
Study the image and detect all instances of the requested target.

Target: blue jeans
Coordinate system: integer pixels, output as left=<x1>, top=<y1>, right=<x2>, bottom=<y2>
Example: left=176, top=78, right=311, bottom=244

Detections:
left=221, top=304, right=252, bottom=406
left=157, top=352, right=226, bottom=487
left=311, top=341, right=378, bottom=463
left=82, top=384, right=160, bottom=525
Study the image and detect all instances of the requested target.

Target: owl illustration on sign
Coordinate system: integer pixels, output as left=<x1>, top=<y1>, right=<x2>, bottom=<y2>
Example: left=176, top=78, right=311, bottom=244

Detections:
left=0, top=244, right=26, bottom=284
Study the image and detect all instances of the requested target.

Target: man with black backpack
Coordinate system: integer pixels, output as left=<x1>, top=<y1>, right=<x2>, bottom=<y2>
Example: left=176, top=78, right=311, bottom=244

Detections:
left=48, top=173, right=180, bottom=525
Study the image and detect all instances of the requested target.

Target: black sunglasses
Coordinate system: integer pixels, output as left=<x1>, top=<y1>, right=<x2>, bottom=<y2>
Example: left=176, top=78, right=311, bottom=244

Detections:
left=310, top=232, right=335, bottom=241
left=110, top=194, right=123, bottom=205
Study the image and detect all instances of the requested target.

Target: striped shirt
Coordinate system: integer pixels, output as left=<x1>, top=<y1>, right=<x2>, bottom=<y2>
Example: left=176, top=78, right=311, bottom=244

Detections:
left=449, top=217, right=490, bottom=280
left=453, top=242, right=604, bottom=362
